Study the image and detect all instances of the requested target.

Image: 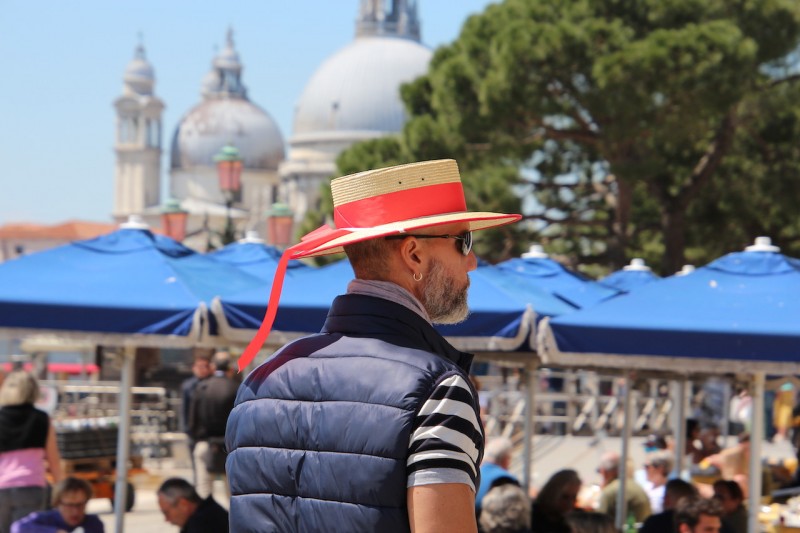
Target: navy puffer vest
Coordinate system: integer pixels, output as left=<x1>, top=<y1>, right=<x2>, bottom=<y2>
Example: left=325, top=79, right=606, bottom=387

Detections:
left=225, top=294, right=478, bottom=533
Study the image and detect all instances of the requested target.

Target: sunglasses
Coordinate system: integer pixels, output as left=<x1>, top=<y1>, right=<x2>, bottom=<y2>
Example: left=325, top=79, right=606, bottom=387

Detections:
left=59, top=501, right=88, bottom=509
left=385, top=231, right=473, bottom=256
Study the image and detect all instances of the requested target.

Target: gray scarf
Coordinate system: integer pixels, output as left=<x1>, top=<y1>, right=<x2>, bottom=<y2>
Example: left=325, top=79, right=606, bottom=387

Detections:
left=347, top=279, right=431, bottom=324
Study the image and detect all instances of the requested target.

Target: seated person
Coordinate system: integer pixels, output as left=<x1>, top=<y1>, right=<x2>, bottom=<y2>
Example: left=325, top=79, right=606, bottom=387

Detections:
left=697, top=426, right=722, bottom=460
left=531, top=469, right=581, bottom=533
left=11, top=476, right=104, bottom=533
left=640, top=478, right=698, bottom=533
left=701, top=433, right=750, bottom=497
left=157, top=477, right=228, bottom=533
left=596, top=452, right=651, bottom=524
left=713, top=480, right=746, bottom=533
left=643, top=450, right=674, bottom=514
left=480, top=484, right=532, bottom=533
left=674, top=496, right=723, bottom=533
left=477, top=437, right=520, bottom=512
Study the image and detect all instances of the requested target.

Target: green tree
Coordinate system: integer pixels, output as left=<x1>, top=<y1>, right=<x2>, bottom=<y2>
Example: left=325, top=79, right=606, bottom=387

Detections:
left=335, top=0, right=800, bottom=271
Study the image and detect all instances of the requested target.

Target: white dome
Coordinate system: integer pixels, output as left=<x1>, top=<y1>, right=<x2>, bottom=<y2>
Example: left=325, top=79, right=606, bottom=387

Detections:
left=170, top=98, right=285, bottom=170
left=293, top=36, right=431, bottom=137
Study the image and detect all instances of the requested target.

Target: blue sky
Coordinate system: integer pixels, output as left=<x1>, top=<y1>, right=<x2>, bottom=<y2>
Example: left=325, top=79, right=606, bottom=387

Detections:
left=0, top=0, right=495, bottom=225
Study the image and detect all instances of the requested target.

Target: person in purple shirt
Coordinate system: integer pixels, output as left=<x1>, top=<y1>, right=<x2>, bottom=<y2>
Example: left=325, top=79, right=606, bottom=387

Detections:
left=11, top=477, right=104, bottom=533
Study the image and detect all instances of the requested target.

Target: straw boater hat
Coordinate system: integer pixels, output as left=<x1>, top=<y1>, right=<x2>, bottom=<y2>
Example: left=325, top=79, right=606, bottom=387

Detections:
left=237, top=159, right=521, bottom=370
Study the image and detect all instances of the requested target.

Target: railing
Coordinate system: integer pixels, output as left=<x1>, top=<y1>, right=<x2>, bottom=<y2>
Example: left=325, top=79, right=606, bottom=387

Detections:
left=40, top=380, right=179, bottom=464
left=479, top=370, right=676, bottom=440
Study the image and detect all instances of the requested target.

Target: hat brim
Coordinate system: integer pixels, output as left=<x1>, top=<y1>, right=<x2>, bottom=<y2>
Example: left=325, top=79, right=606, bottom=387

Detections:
left=292, top=212, right=521, bottom=259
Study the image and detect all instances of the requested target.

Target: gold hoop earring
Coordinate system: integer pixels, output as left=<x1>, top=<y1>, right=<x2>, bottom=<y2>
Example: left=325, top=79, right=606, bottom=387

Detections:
left=413, top=272, right=423, bottom=282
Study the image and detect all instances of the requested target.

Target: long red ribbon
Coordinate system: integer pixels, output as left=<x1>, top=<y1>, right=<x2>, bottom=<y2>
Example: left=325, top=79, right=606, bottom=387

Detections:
left=237, top=226, right=352, bottom=372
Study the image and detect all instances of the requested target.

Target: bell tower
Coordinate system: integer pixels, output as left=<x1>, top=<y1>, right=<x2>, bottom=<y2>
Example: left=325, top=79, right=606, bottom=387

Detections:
left=113, top=41, right=164, bottom=221
left=356, top=0, right=420, bottom=41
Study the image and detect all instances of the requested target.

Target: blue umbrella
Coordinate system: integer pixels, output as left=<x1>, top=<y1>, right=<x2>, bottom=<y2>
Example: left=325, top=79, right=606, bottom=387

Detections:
left=600, top=258, right=660, bottom=293
left=497, top=245, right=620, bottom=309
left=539, top=241, right=800, bottom=374
left=208, top=234, right=309, bottom=281
left=0, top=227, right=264, bottom=342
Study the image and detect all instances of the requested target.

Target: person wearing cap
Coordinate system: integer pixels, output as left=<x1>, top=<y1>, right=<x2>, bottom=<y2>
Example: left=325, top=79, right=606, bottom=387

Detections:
left=225, top=160, right=520, bottom=532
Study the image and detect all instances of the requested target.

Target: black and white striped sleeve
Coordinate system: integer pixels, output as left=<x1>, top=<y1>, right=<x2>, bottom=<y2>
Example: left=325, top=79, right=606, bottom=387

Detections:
left=406, top=373, right=484, bottom=492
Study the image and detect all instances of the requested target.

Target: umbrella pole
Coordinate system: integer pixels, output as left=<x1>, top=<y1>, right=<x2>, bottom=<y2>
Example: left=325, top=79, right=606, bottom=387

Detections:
left=672, top=379, right=687, bottom=478
left=522, top=364, right=535, bottom=493
left=748, top=372, right=765, bottom=533
left=114, top=345, right=135, bottom=533
left=616, top=373, right=633, bottom=530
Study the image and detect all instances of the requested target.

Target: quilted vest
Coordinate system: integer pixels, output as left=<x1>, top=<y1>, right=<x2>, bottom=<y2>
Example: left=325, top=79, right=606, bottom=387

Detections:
left=225, top=294, right=479, bottom=533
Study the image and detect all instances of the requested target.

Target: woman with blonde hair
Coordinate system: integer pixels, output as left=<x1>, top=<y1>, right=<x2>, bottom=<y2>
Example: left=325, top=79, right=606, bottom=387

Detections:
left=0, top=371, right=63, bottom=533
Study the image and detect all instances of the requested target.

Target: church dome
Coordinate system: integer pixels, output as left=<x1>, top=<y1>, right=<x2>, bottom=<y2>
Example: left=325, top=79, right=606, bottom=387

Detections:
left=292, top=36, right=431, bottom=138
left=170, top=98, right=284, bottom=170
left=170, top=29, right=284, bottom=171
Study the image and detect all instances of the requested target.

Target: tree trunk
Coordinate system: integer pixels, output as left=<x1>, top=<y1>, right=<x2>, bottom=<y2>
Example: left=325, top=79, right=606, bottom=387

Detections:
left=609, top=178, right=632, bottom=269
left=662, top=207, right=687, bottom=275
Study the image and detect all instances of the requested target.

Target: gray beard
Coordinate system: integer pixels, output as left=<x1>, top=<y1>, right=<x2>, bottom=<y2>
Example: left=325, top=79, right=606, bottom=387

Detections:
left=422, top=258, right=470, bottom=324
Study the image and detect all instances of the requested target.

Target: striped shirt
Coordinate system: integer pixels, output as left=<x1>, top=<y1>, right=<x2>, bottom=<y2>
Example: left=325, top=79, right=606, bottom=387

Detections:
left=406, top=373, right=484, bottom=492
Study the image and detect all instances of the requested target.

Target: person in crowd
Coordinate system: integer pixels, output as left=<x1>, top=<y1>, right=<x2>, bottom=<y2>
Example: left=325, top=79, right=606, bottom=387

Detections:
left=703, top=433, right=750, bottom=496
left=0, top=371, right=63, bottom=533
left=644, top=433, right=669, bottom=454
left=640, top=478, right=698, bottom=533
left=712, top=480, right=746, bottom=533
left=180, top=353, right=213, bottom=484
left=697, top=426, right=722, bottom=461
left=476, top=437, right=520, bottom=512
left=157, top=478, right=228, bottom=533
left=187, top=352, right=238, bottom=499
left=225, top=159, right=520, bottom=532
left=728, top=388, right=751, bottom=435
left=774, top=383, right=795, bottom=443
left=469, top=375, right=490, bottom=427
left=565, top=512, right=616, bottom=533
left=791, top=392, right=800, bottom=462
left=674, top=497, right=723, bottom=533
left=643, top=450, right=674, bottom=514
left=596, top=451, right=651, bottom=524
left=530, top=469, right=581, bottom=533
left=479, top=484, right=531, bottom=533
left=685, top=418, right=703, bottom=465
left=11, top=477, right=104, bottom=533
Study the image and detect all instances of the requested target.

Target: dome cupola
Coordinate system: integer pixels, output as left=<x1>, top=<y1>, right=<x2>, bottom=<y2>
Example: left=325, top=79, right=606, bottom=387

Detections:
left=171, top=29, right=284, bottom=171
left=123, top=44, right=155, bottom=96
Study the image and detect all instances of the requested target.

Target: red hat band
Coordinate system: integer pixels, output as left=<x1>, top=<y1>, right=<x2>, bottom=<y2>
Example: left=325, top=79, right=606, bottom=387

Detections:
left=334, top=181, right=467, bottom=228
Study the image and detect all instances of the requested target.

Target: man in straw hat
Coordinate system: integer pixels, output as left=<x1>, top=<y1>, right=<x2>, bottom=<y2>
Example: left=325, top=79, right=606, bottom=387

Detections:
left=225, top=159, right=520, bottom=532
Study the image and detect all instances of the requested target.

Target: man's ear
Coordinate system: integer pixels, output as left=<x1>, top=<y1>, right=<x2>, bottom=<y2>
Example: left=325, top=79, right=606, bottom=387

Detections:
left=398, top=236, right=426, bottom=274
